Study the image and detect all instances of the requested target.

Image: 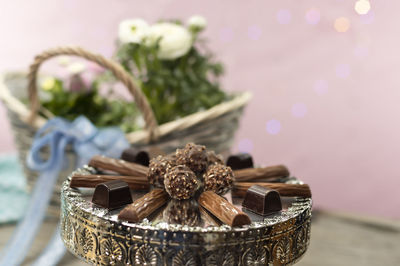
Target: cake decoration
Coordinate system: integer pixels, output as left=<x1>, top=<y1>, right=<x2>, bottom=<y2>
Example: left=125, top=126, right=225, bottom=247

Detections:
left=120, top=148, right=150, bottom=166
left=118, top=189, right=169, bottom=223
left=226, top=153, right=254, bottom=170
left=147, top=154, right=177, bottom=188
left=198, top=191, right=251, bottom=227
left=71, top=144, right=311, bottom=227
left=175, top=143, right=208, bottom=173
left=70, top=174, right=149, bottom=190
left=233, top=164, right=290, bottom=182
left=242, top=185, right=282, bottom=216
left=207, top=150, right=224, bottom=165
left=203, top=163, right=234, bottom=195
left=91, top=180, right=132, bottom=209
left=164, top=165, right=199, bottom=200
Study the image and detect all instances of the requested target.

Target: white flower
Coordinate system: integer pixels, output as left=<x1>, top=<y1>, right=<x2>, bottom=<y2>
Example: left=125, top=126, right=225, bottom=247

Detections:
left=118, top=19, right=149, bottom=44
left=147, top=22, right=192, bottom=60
left=57, top=56, right=70, bottom=66
left=67, top=62, right=86, bottom=75
left=188, top=15, right=207, bottom=31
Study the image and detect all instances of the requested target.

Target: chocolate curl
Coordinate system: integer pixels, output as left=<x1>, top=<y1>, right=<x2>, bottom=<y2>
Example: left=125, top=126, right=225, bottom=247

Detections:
left=233, top=183, right=311, bottom=198
left=198, top=191, right=251, bottom=227
left=233, top=165, right=290, bottom=182
left=70, top=174, right=150, bottom=191
left=89, top=155, right=148, bottom=177
left=118, top=189, right=169, bottom=223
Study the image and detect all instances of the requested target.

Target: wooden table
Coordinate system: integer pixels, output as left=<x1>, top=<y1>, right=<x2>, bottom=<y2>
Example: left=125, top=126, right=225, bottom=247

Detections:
left=0, top=210, right=399, bottom=265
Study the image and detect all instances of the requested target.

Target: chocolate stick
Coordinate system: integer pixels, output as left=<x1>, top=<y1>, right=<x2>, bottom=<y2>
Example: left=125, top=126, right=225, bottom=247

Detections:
left=70, top=174, right=150, bottom=191
left=198, top=191, right=251, bottom=227
left=233, top=165, right=290, bottom=182
left=232, top=182, right=311, bottom=198
left=89, top=155, right=148, bottom=177
left=118, top=189, right=169, bottom=223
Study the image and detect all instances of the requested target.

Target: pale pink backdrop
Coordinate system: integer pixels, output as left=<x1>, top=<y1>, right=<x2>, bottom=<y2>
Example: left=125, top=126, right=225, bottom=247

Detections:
left=0, top=0, right=399, bottom=219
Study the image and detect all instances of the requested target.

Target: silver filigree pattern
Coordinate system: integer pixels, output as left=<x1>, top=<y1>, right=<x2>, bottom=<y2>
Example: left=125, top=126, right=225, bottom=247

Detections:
left=100, top=239, right=124, bottom=265
left=295, top=227, right=307, bottom=254
left=274, top=237, right=292, bottom=264
left=172, top=250, right=197, bottom=266
left=243, top=246, right=268, bottom=266
left=78, top=227, right=94, bottom=254
left=135, top=245, right=159, bottom=266
left=206, top=250, right=235, bottom=266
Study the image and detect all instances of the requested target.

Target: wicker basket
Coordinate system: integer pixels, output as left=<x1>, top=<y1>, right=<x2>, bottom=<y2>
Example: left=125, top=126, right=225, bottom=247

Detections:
left=0, top=47, right=251, bottom=214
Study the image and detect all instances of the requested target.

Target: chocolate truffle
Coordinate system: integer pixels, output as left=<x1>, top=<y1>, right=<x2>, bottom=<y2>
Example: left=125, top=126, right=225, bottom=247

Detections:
left=207, top=150, right=224, bottom=166
left=203, top=164, right=234, bottom=195
left=176, top=143, right=208, bottom=173
left=164, top=165, right=198, bottom=200
left=147, top=154, right=176, bottom=188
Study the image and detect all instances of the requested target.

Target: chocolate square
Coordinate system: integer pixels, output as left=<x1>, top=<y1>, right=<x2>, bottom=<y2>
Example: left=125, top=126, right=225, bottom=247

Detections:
left=226, top=153, right=254, bottom=170
left=92, top=180, right=132, bottom=209
left=121, top=148, right=150, bottom=166
left=242, top=185, right=282, bottom=216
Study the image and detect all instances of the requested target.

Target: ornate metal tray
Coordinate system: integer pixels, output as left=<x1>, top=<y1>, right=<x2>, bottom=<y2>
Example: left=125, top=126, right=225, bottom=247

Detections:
left=60, top=166, right=312, bottom=265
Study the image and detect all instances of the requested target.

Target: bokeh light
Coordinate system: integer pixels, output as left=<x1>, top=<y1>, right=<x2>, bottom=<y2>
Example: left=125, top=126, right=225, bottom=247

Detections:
left=248, top=25, right=262, bottom=40
left=266, top=119, right=281, bottom=135
left=291, top=103, right=308, bottom=117
left=305, top=8, right=320, bottom=25
left=277, top=9, right=292, bottom=25
left=360, top=10, right=374, bottom=24
left=334, top=17, right=350, bottom=33
left=335, top=64, right=351, bottom=78
left=355, top=0, right=371, bottom=15
left=314, top=79, right=329, bottom=95
left=238, top=138, right=254, bottom=153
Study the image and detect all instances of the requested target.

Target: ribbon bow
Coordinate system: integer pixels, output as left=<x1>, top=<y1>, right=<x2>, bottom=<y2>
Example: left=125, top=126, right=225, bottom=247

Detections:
left=0, top=116, right=130, bottom=266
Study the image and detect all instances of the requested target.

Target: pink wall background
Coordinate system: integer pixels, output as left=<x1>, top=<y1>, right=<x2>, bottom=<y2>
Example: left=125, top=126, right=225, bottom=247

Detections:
left=0, top=0, right=399, bottom=219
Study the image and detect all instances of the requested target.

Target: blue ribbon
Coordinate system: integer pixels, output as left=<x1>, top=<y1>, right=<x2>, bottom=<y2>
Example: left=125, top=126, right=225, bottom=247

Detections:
left=0, top=116, right=130, bottom=266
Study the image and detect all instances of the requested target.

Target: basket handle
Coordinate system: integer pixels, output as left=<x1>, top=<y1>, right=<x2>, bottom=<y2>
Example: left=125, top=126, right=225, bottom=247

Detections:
left=27, top=46, right=158, bottom=141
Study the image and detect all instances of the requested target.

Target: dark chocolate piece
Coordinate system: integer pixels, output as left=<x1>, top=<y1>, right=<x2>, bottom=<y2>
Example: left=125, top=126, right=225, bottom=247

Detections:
left=164, top=165, right=198, bottom=200
left=203, top=164, right=234, bottom=195
left=92, top=180, right=132, bottom=209
left=118, top=189, right=169, bottom=222
left=198, top=191, right=251, bottom=227
left=121, top=148, right=150, bottom=166
left=176, top=143, right=208, bottom=173
left=242, top=185, right=282, bottom=216
left=226, top=153, right=254, bottom=170
left=70, top=174, right=149, bottom=191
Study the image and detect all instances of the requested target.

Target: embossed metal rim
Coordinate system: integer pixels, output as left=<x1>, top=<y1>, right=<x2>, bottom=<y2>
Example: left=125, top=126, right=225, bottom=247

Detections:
left=61, top=166, right=312, bottom=265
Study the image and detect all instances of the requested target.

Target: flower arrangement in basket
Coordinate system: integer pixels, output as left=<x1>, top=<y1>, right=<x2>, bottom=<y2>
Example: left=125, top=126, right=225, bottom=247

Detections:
left=0, top=16, right=251, bottom=211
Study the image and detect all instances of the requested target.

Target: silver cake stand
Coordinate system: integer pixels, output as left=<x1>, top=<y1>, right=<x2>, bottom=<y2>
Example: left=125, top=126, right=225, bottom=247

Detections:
left=60, top=166, right=312, bottom=265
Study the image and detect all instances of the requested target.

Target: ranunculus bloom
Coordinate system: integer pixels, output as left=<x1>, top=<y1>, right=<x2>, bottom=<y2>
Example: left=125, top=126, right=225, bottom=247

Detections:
left=188, top=15, right=207, bottom=31
left=148, top=22, right=192, bottom=60
left=118, top=19, right=150, bottom=44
